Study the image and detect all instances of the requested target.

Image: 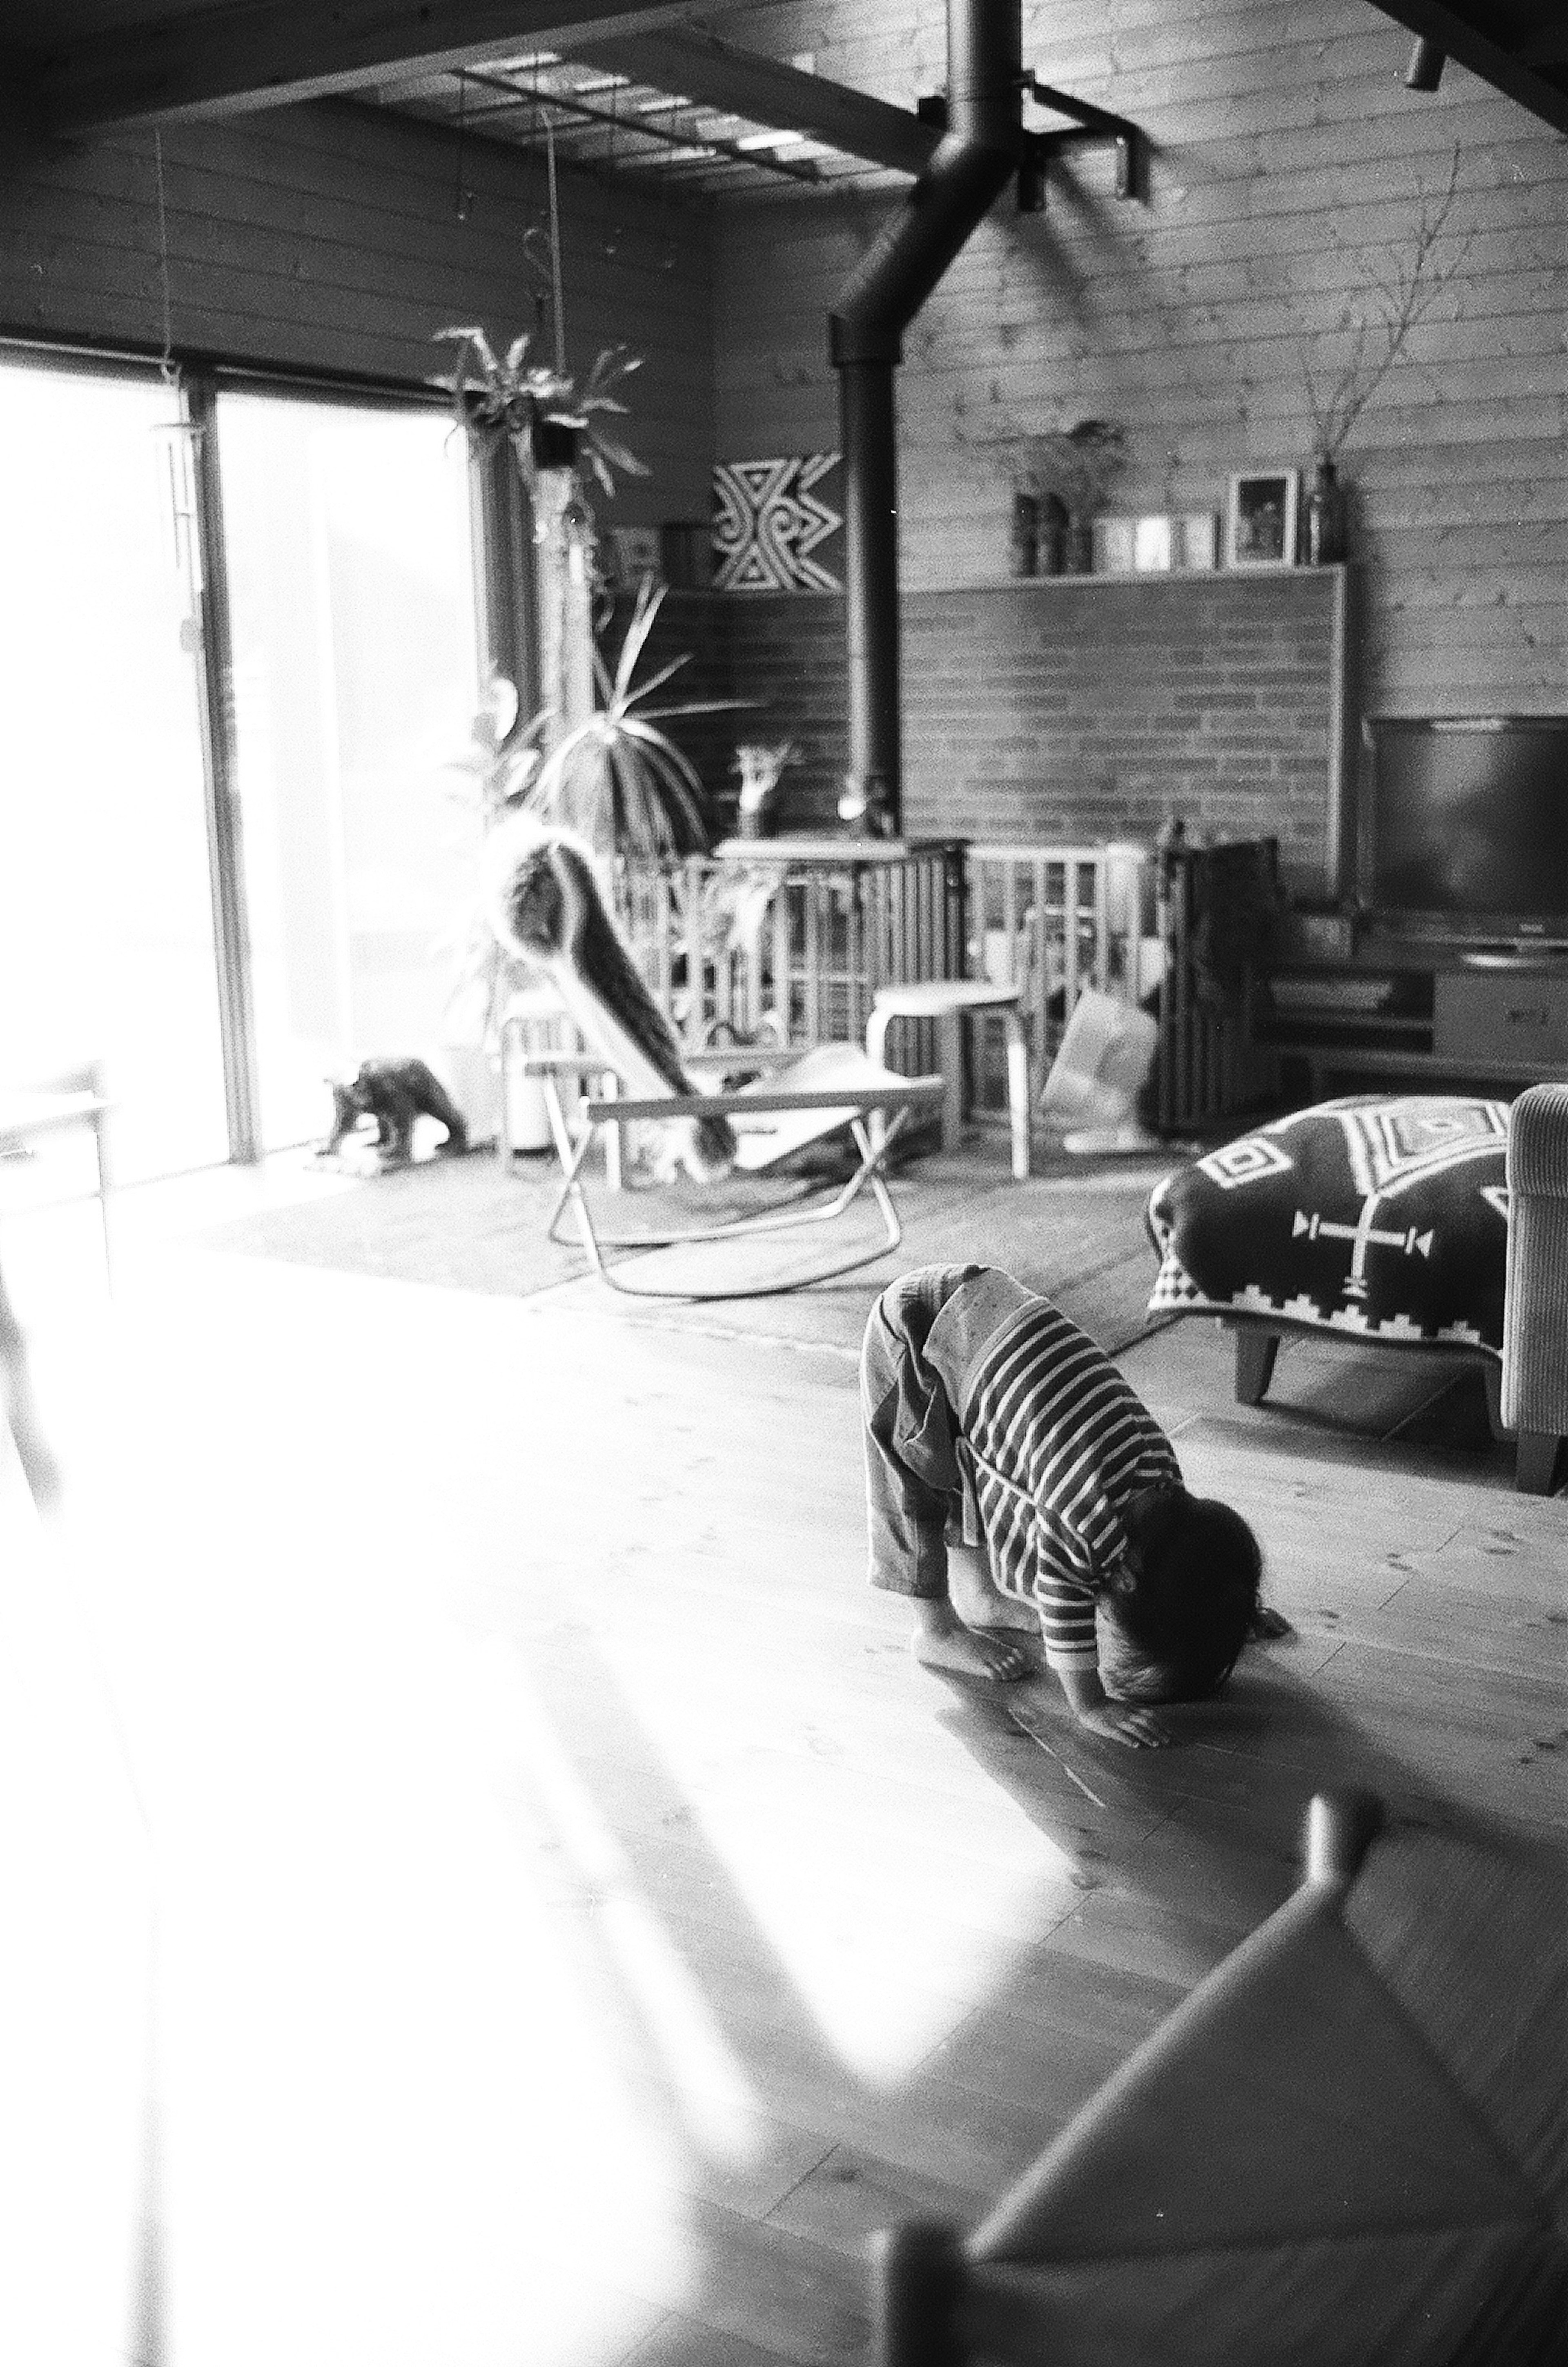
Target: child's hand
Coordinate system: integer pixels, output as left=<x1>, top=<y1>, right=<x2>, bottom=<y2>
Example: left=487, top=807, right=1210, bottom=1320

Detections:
left=1074, top=1700, right=1173, bottom=1749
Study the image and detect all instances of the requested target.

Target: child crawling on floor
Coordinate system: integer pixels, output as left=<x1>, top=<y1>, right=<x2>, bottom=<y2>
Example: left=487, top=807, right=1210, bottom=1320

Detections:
left=861, top=1263, right=1285, bottom=1750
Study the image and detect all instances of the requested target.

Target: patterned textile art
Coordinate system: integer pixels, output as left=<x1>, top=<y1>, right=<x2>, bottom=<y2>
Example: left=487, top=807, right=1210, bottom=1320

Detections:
left=711, top=454, right=843, bottom=592
left=1146, top=1095, right=1511, bottom=1354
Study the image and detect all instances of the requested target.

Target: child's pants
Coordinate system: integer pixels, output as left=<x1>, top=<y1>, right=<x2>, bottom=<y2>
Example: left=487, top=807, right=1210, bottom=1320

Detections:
left=859, top=1264, right=989, bottom=1600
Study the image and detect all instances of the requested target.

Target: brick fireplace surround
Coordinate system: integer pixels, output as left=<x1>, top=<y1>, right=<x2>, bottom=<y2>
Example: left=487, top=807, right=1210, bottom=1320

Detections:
left=648, top=564, right=1352, bottom=897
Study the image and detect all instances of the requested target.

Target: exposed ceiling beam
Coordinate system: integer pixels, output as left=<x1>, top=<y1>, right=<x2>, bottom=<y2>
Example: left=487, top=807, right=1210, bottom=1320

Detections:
left=454, top=62, right=823, bottom=184
left=1367, top=2, right=1568, bottom=134
left=32, top=0, right=743, bottom=136
left=559, top=25, right=943, bottom=176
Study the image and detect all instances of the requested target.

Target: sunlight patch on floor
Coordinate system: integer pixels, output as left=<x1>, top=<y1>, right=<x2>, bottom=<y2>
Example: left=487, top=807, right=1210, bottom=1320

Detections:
left=587, top=1637, right=1081, bottom=2087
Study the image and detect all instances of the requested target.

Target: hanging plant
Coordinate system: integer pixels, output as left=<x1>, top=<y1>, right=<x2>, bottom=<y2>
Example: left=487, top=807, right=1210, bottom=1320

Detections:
left=522, top=579, right=743, bottom=861
left=431, top=326, right=648, bottom=495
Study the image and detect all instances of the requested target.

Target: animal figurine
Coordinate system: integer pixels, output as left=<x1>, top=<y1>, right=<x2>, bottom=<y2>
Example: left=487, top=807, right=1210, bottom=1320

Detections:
left=482, top=817, right=737, bottom=1182
left=318, top=1057, right=470, bottom=1165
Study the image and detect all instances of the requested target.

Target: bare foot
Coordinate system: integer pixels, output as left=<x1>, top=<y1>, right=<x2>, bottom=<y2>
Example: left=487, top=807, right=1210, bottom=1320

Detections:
left=911, top=1602, right=1031, bottom=1683
left=947, top=1547, right=1039, bottom=1636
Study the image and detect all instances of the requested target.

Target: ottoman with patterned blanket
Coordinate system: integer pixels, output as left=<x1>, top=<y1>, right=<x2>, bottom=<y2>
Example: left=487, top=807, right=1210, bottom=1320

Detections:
left=1146, top=1096, right=1511, bottom=1435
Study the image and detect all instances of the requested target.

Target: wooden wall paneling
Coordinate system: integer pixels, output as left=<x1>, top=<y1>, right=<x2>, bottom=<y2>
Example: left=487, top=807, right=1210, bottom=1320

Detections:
left=712, top=0, right=1566, bottom=726
left=0, top=95, right=717, bottom=519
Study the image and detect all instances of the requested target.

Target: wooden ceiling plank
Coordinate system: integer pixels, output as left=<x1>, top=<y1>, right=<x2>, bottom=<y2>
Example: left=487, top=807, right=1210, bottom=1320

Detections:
left=1366, top=1, right=1568, bottom=133
left=33, top=0, right=744, bottom=136
left=558, top=25, right=942, bottom=175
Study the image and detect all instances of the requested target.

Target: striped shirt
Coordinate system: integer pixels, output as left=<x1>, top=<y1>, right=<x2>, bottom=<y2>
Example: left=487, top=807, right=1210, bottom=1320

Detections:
left=952, top=1297, right=1179, bottom=1669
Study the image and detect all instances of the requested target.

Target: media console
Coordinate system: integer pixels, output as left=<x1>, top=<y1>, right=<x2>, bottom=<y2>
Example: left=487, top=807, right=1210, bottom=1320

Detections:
left=1256, top=934, right=1568, bottom=1103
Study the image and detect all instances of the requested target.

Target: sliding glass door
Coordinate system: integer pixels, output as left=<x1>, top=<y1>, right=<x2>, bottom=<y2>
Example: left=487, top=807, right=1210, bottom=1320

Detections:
left=0, top=359, right=484, bottom=1175
left=215, top=392, right=482, bottom=1153
left=0, top=358, right=229, bottom=1182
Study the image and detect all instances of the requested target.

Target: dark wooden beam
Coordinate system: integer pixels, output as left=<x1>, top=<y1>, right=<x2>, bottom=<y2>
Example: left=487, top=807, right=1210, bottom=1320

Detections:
left=33, top=0, right=744, bottom=136
left=1367, top=2, right=1568, bottom=133
left=559, top=25, right=943, bottom=176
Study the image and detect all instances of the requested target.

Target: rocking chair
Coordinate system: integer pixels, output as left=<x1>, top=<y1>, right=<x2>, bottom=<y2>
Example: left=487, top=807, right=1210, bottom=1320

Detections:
left=523, top=1040, right=944, bottom=1300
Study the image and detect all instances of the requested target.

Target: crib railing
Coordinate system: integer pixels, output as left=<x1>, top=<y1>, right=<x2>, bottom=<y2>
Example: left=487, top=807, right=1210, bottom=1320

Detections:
left=963, top=841, right=1155, bottom=1126
left=965, top=837, right=1278, bottom=1136
left=1153, top=836, right=1281, bottom=1133
left=615, top=840, right=965, bottom=1072
left=608, top=834, right=1276, bottom=1139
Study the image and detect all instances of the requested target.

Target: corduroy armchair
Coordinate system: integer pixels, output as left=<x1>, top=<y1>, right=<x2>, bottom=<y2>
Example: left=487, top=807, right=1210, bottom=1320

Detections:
left=1502, top=1082, right=1568, bottom=1496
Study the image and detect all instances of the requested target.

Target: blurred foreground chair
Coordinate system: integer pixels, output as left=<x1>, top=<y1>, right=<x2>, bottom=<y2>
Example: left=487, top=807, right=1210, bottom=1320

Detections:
left=1501, top=1080, right=1568, bottom=1495
left=0, top=1060, right=115, bottom=1285
left=873, top=1790, right=1568, bottom=2367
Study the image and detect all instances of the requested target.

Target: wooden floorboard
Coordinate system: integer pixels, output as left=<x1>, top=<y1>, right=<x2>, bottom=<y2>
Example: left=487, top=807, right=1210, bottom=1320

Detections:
left=3, top=1142, right=1563, bottom=2367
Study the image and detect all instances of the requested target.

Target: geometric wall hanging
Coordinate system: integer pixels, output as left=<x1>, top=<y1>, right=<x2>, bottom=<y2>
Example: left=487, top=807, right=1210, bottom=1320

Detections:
left=711, top=454, right=843, bottom=592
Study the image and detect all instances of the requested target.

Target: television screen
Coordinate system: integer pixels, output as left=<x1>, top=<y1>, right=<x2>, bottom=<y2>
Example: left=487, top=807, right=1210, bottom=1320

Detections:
left=1360, top=716, right=1568, bottom=938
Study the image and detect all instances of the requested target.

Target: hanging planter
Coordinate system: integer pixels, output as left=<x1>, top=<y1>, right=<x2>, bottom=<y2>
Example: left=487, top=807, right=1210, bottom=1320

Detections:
left=432, top=327, right=646, bottom=498
left=529, top=415, right=581, bottom=474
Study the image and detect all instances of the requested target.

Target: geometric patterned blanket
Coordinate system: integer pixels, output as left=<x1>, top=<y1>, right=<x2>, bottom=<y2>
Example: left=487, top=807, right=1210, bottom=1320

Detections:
left=1147, top=1095, right=1511, bottom=1357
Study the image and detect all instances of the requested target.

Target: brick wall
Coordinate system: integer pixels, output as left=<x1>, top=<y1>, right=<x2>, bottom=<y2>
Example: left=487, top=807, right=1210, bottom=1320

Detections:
left=646, top=568, right=1347, bottom=890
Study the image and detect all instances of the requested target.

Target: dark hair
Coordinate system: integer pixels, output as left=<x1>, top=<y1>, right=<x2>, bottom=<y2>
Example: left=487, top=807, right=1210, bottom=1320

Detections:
left=1100, top=1487, right=1263, bottom=1703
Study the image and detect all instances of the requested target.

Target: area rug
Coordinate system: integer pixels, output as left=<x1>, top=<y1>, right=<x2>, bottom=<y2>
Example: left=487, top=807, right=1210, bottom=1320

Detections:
left=194, top=1146, right=1176, bottom=1360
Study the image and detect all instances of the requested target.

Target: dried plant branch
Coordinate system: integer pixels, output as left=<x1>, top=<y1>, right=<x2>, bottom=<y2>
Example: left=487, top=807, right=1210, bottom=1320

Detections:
left=1304, top=144, right=1472, bottom=459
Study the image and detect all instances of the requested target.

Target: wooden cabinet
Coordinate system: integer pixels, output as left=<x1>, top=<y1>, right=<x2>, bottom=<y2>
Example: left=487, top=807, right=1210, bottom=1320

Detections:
left=1432, top=968, right=1568, bottom=1070
left=1256, top=941, right=1568, bottom=1101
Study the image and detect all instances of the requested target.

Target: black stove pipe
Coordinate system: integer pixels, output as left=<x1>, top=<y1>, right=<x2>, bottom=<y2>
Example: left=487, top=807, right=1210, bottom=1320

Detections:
left=829, top=0, right=1023, bottom=834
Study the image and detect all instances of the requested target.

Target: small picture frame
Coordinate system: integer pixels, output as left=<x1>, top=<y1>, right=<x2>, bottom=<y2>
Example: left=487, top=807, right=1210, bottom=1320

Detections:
left=1226, top=470, right=1299, bottom=568
left=608, top=525, right=664, bottom=589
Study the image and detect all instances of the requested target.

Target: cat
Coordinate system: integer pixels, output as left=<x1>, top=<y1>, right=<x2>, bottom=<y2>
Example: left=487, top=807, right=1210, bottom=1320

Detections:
left=318, top=1057, right=470, bottom=1164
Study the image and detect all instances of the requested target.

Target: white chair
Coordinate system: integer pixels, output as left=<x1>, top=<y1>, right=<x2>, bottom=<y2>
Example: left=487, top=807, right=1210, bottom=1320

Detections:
left=867, top=980, right=1032, bottom=1179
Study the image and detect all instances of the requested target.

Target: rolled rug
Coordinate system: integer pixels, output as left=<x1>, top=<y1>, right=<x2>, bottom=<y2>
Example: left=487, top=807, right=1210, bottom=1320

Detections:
left=483, top=815, right=737, bottom=1181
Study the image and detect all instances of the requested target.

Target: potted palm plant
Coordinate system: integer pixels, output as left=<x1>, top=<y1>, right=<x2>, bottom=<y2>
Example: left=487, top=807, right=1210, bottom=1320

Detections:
left=522, top=577, right=739, bottom=860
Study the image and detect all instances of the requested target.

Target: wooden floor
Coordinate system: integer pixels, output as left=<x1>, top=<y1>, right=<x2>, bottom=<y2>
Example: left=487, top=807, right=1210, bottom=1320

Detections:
left=3, top=1136, right=1564, bottom=2367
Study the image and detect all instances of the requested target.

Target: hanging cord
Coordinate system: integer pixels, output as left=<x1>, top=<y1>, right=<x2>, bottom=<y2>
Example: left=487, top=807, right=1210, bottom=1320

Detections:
left=153, top=130, right=178, bottom=390
left=454, top=70, right=471, bottom=220
left=544, top=111, right=567, bottom=373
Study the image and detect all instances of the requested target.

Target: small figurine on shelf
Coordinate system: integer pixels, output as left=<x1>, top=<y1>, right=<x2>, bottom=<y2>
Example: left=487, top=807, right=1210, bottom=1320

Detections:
left=733, top=740, right=796, bottom=840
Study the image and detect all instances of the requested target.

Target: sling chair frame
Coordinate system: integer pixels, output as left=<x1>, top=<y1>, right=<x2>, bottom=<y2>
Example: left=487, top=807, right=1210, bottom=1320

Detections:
left=521, top=1047, right=945, bottom=1300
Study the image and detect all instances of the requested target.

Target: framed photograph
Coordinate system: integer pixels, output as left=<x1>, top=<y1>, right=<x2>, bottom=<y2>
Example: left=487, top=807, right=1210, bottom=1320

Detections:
left=1226, top=470, right=1299, bottom=568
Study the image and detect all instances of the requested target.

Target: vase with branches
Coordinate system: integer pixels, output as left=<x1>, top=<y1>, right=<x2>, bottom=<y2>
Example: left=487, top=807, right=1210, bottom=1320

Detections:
left=1298, top=145, right=1470, bottom=562
left=1012, top=420, right=1128, bottom=573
